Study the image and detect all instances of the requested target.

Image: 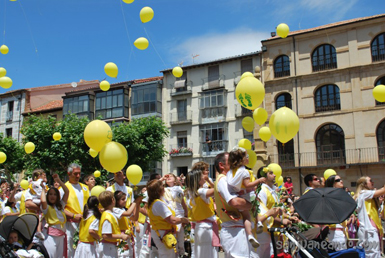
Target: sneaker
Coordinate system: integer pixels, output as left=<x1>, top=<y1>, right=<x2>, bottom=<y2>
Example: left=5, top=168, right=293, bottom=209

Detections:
left=248, top=235, right=260, bottom=248
left=35, top=232, right=45, bottom=240
left=256, top=221, right=264, bottom=234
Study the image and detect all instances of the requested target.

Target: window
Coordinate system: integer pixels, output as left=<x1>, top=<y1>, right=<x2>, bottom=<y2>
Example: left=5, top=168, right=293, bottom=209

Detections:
left=201, top=123, right=227, bottom=154
left=208, top=65, right=220, bottom=88
left=175, top=72, right=188, bottom=92
left=243, top=128, right=254, bottom=148
left=63, top=95, right=90, bottom=117
left=375, top=76, right=385, bottom=106
left=274, top=55, right=290, bottom=78
left=316, top=123, right=345, bottom=165
left=177, top=131, right=187, bottom=148
left=199, top=90, right=226, bottom=120
left=96, top=89, right=128, bottom=119
left=371, top=33, right=385, bottom=62
left=5, top=128, right=12, bottom=138
left=177, top=167, right=188, bottom=177
left=312, top=44, right=337, bottom=72
left=177, top=99, right=187, bottom=121
left=377, top=119, right=385, bottom=161
left=277, top=139, right=295, bottom=167
left=131, top=84, right=161, bottom=116
left=275, top=93, right=292, bottom=110
left=7, top=101, right=14, bottom=121
left=241, top=59, right=253, bottom=74
left=314, top=85, right=340, bottom=112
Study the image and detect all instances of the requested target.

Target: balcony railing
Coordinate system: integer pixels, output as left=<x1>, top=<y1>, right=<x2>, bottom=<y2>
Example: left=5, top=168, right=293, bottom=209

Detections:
left=170, top=84, right=192, bottom=97
left=269, top=147, right=385, bottom=169
left=202, top=74, right=225, bottom=90
left=372, top=44, right=385, bottom=62
left=312, top=57, right=337, bottom=72
left=169, top=144, right=193, bottom=157
left=202, top=140, right=228, bottom=157
left=170, top=110, right=192, bottom=125
left=199, top=107, right=227, bottom=123
left=315, top=103, right=341, bottom=112
left=235, top=104, right=253, bottom=117
left=6, top=112, right=13, bottom=122
left=274, top=69, right=290, bottom=78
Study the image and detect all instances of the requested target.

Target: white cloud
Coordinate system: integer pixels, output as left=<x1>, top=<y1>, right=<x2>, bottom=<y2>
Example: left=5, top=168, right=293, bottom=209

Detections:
left=171, top=28, right=270, bottom=66
left=299, top=0, right=359, bottom=20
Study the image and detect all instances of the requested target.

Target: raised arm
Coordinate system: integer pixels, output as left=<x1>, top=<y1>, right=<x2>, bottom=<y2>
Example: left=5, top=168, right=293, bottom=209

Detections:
left=54, top=174, right=69, bottom=203
left=243, top=177, right=266, bottom=189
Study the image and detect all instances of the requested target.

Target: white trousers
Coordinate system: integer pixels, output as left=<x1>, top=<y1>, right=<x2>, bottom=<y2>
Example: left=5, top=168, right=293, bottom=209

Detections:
left=194, top=222, right=218, bottom=258
left=74, top=242, right=98, bottom=258
left=357, top=228, right=381, bottom=258
left=65, top=221, right=79, bottom=258
left=220, top=227, right=259, bottom=258
left=256, top=231, right=272, bottom=258
left=100, top=243, right=119, bottom=258
left=150, top=229, right=177, bottom=258
left=44, top=234, right=65, bottom=258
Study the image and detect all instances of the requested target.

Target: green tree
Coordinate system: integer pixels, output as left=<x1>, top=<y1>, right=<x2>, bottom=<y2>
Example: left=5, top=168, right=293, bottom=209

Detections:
left=0, top=133, right=25, bottom=183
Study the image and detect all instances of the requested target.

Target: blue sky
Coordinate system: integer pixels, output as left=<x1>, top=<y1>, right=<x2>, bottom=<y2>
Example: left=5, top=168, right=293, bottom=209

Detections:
left=0, top=0, right=383, bottom=92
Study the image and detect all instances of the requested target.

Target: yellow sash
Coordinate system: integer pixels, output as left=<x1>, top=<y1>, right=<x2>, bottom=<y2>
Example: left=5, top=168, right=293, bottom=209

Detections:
left=79, top=215, right=98, bottom=242
left=148, top=199, right=175, bottom=231
left=329, top=221, right=349, bottom=239
left=365, top=198, right=383, bottom=236
left=19, top=191, right=27, bottom=215
left=64, top=182, right=90, bottom=215
left=45, top=205, right=66, bottom=227
left=111, top=184, right=134, bottom=208
left=99, top=211, right=120, bottom=243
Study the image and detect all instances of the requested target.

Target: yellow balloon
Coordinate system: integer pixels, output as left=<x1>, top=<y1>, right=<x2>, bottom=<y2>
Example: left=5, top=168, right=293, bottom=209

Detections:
left=0, top=152, right=6, bottom=163
left=100, top=80, right=110, bottom=91
left=373, top=85, right=385, bottom=102
left=253, top=108, right=268, bottom=126
left=140, top=7, right=154, bottom=23
left=126, top=165, right=143, bottom=185
left=20, top=179, right=29, bottom=190
left=269, top=107, right=299, bottom=144
left=134, top=37, right=149, bottom=50
left=235, top=76, right=265, bottom=110
left=172, top=67, right=183, bottom=78
left=324, top=169, right=337, bottom=180
left=240, top=72, right=254, bottom=80
left=91, top=185, right=105, bottom=198
left=268, top=163, right=282, bottom=178
left=89, top=148, right=98, bottom=158
left=242, top=117, right=254, bottom=132
left=259, top=126, right=271, bottom=142
left=94, top=170, right=101, bottom=178
left=0, top=76, right=13, bottom=89
left=246, top=149, right=257, bottom=169
left=0, top=45, right=9, bottom=55
left=104, top=62, right=118, bottom=78
left=24, top=142, right=35, bottom=154
left=350, top=191, right=355, bottom=196
left=99, top=142, right=128, bottom=173
left=53, top=132, right=61, bottom=141
left=238, top=138, right=252, bottom=150
left=276, top=23, right=290, bottom=38
left=277, top=176, right=284, bottom=186
left=84, top=120, right=113, bottom=152
left=122, top=0, right=134, bottom=3
left=0, top=67, right=6, bottom=77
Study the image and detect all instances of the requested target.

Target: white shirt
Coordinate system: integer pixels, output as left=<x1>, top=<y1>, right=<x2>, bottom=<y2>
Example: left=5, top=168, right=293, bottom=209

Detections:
left=107, top=183, right=135, bottom=204
left=151, top=200, right=172, bottom=219
left=216, top=176, right=244, bottom=227
left=258, top=183, right=278, bottom=207
left=41, top=201, right=66, bottom=231
left=3, top=206, right=17, bottom=214
left=227, top=166, right=249, bottom=193
left=101, top=210, right=118, bottom=234
left=59, top=183, right=85, bottom=211
left=85, top=210, right=100, bottom=231
left=356, top=190, right=377, bottom=232
left=167, top=186, right=185, bottom=216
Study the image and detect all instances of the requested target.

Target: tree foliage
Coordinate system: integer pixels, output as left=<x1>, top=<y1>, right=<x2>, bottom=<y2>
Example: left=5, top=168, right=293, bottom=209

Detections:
left=0, top=133, right=25, bottom=183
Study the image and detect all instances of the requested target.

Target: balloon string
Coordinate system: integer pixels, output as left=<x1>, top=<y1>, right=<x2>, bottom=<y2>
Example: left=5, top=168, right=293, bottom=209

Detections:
left=18, top=0, right=38, bottom=55
left=3, top=0, right=6, bottom=45
left=119, top=0, right=135, bottom=81
left=143, top=26, right=167, bottom=68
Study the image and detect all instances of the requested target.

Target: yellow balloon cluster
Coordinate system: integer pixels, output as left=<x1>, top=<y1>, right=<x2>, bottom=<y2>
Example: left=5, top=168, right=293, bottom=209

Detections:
left=269, top=107, right=299, bottom=144
left=259, top=127, right=271, bottom=142
left=134, top=37, right=149, bottom=50
left=104, top=62, right=118, bottom=78
left=20, top=179, right=29, bottom=190
left=100, top=80, right=110, bottom=91
left=91, top=185, right=105, bottom=198
left=0, top=152, right=6, bottom=164
left=84, top=120, right=113, bottom=152
left=94, top=170, right=101, bottom=178
left=0, top=45, right=9, bottom=55
left=172, top=67, right=183, bottom=78
left=126, top=165, right=143, bottom=185
left=0, top=76, right=13, bottom=89
left=0, top=68, right=6, bottom=77
left=276, top=176, right=284, bottom=186
left=242, top=117, right=254, bottom=132
left=140, top=7, right=154, bottom=23
left=373, top=85, right=385, bottom=102
left=276, top=23, right=290, bottom=38
left=99, top=142, right=128, bottom=173
left=53, top=132, right=61, bottom=141
left=238, top=138, right=252, bottom=150
left=253, top=108, right=268, bottom=126
left=24, top=142, right=35, bottom=154
left=268, top=163, right=282, bottom=178
left=235, top=77, right=265, bottom=110
left=324, top=169, right=337, bottom=180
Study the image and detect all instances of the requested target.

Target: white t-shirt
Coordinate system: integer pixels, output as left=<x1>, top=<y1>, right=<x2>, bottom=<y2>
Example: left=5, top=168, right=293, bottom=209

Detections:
left=59, top=183, right=86, bottom=212
left=14, top=191, right=23, bottom=202
left=41, top=201, right=66, bottom=231
left=151, top=200, right=172, bottom=219
left=356, top=190, right=377, bottom=232
left=3, top=206, right=17, bottom=214
left=107, top=183, right=135, bottom=204
left=85, top=211, right=100, bottom=231
left=227, top=166, right=250, bottom=193
left=167, top=186, right=185, bottom=217
left=258, top=184, right=278, bottom=207
left=203, top=178, right=214, bottom=189
left=101, top=210, right=119, bottom=234
left=112, top=207, right=125, bottom=219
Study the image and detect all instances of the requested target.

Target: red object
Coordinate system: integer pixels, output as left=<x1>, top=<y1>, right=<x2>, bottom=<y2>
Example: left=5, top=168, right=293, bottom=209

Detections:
left=271, top=253, right=292, bottom=258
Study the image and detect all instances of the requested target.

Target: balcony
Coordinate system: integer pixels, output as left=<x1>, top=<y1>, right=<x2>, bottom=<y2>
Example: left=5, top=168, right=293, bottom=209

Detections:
left=235, top=104, right=253, bottom=117
left=315, top=103, right=341, bottom=113
left=170, top=110, right=192, bottom=125
left=6, top=112, right=13, bottom=122
left=199, top=107, right=227, bottom=124
left=202, top=75, right=225, bottom=91
left=269, top=147, right=385, bottom=169
left=169, top=144, right=193, bottom=157
left=202, top=140, right=228, bottom=157
left=170, top=84, right=192, bottom=97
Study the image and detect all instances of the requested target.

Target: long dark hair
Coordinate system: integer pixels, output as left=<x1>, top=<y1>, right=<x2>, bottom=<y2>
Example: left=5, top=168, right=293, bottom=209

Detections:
left=114, top=190, right=127, bottom=209
left=146, top=179, right=164, bottom=207
left=47, top=188, right=63, bottom=210
left=83, top=196, right=102, bottom=220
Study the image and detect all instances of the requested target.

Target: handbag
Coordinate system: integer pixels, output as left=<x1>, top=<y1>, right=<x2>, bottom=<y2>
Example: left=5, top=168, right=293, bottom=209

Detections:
left=155, top=229, right=177, bottom=253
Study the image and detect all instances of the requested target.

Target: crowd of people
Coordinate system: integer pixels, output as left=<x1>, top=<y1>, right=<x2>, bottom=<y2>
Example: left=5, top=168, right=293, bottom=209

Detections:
left=0, top=146, right=384, bottom=258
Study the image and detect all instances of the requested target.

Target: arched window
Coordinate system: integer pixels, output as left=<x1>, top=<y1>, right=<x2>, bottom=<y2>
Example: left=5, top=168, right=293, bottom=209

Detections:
left=375, top=76, right=385, bottom=106
left=274, top=55, right=290, bottom=78
left=277, top=139, right=295, bottom=167
left=371, top=33, right=385, bottom=62
left=275, top=93, right=292, bottom=110
left=314, top=84, right=340, bottom=112
left=312, top=44, right=337, bottom=72
left=316, top=124, right=345, bottom=165
left=377, top=119, right=385, bottom=161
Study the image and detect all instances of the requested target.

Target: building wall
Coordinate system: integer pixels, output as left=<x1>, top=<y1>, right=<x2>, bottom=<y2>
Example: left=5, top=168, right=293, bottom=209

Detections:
left=0, top=92, right=26, bottom=142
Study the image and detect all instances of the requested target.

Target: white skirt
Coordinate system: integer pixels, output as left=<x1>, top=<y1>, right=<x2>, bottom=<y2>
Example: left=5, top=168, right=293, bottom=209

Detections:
left=74, top=242, right=98, bottom=258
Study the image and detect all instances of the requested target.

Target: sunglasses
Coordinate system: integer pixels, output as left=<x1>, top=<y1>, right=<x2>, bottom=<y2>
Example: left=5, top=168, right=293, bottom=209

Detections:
left=313, top=178, right=319, bottom=181
left=335, top=178, right=342, bottom=182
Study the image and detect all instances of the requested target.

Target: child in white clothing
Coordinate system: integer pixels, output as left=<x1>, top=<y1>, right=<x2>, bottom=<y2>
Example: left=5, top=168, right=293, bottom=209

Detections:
left=226, top=146, right=266, bottom=248
left=29, top=170, right=48, bottom=240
